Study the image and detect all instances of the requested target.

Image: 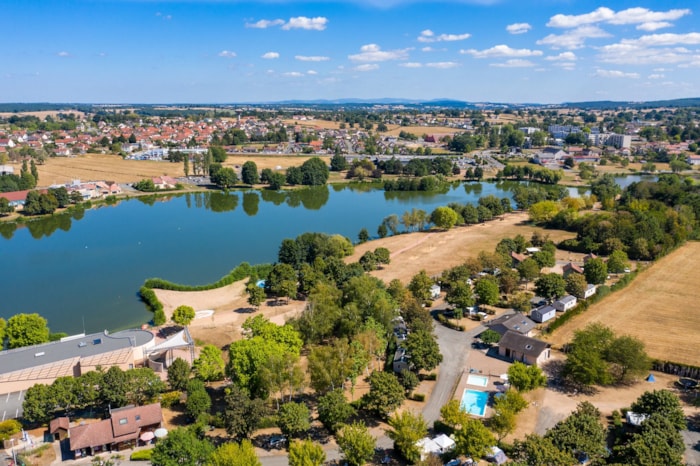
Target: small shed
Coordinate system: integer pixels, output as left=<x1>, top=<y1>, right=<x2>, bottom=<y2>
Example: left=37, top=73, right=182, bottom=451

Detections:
left=553, top=295, right=577, bottom=312
left=430, top=284, right=441, bottom=299
left=530, top=305, right=556, bottom=323
left=583, top=284, right=596, bottom=299
left=49, top=417, right=70, bottom=441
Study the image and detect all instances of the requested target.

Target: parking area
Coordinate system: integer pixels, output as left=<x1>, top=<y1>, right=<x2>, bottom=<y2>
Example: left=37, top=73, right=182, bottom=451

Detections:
left=0, top=391, right=25, bottom=421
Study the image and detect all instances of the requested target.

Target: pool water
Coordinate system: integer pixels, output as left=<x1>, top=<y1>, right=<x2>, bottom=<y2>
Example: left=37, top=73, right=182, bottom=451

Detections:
left=467, top=374, right=489, bottom=387
left=460, top=389, right=489, bottom=417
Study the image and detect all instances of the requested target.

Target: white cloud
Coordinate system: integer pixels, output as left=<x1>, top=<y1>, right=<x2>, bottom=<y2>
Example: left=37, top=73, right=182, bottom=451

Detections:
left=461, top=44, right=542, bottom=58
left=246, top=16, right=328, bottom=31
left=246, top=19, right=285, bottom=29
left=506, top=23, right=532, bottom=35
left=598, top=33, right=700, bottom=65
left=637, top=21, right=673, bottom=31
left=307, top=70, right=318, bottom=75
left=545, top=51, right=577, bottom=61
left=282, top=16, right=328, bottom=31
left=348, top=44, right=410, bottom=62
left=648, top=73, right=665, bottom=79
left=57, top=51, right=70, bottom=57
left=218, top=50, right=237, bottom=58
left=262, top=52, right=280, bottom=59
left=282, top=71, right=304, bottom=77
left=418, top=29, right=470, bottom=42
left=426, top=61, right=459, bottom=69
left=490, top=59, right=535, bottom=68
left=295, top=55, right=330, bottom=62
left=625, top=32, right=700, bottom=47
left=354, top=64, right=379, bottom=71
left=547, top=7, right=690, bottom=28
left=400, top=62, right=423, bottom=68
left=421, top=47, right=435, bottom=52
left=594, top=69, right=640, bottom=79
left=537, top=25, right=611, bottom=49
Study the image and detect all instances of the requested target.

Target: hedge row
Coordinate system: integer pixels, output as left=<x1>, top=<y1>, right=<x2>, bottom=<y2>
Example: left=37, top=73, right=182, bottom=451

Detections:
left=139, top=262, right=272, bottom=325
left=130, top=450, right=153, bottom=461
left=144, top=262, right=272, bottom=292
left=436, top=313, right=465, bottom=331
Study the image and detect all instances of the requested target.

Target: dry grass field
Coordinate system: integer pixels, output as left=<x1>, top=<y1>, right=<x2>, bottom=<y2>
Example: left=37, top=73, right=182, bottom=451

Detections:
left=384, top=125, right=459, bottom=137
left=546, top=242, right=700, bottom=366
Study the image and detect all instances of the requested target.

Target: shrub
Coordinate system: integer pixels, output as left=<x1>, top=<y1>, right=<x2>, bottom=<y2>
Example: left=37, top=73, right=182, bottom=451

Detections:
left=411, top=393, right=426, bottom=402
left=130, top=450, right=153, bottom=461
left=159, top=391, right=182, bottom=409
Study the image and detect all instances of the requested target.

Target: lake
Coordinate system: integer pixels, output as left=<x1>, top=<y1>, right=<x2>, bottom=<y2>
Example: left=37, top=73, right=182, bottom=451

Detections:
left=1, top=182, right=522, bottom=334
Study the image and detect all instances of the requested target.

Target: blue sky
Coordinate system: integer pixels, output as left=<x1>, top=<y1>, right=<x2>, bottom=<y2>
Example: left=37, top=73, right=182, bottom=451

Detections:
left=2, top=0, right=699, bottom=104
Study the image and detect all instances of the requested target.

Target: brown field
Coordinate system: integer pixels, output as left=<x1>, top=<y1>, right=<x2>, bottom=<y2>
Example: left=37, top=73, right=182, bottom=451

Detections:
left=281, top=118, right=340, bottom=130
left=0, top=110, right=86, bottom=119
left=546, top=242, right=700, bottom=366
left=223, top=154, right=327, bottom=171
left=384, top=125, right=460, bottom=137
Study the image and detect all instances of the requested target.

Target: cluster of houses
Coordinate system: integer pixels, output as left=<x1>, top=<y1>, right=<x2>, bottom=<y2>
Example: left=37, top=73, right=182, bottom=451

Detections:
left=0, top=179, right=122, bottom=211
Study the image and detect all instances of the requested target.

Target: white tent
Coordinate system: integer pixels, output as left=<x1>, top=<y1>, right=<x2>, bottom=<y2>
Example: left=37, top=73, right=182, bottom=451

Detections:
left=416, top=437, right=441, bottom=461
left=433, top=434, right=456, bottom=452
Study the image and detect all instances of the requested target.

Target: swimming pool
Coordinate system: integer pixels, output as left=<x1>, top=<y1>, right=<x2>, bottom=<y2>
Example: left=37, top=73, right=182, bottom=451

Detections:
left=467, top=374, right=489, bottom=387
left=460, top=389, right=489, bottom=417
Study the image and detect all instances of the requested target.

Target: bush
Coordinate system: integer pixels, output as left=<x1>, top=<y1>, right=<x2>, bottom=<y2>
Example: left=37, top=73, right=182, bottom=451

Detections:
left=159, top=391, right=182, bottom=409
left=0, top=419, right=22, bottom=441
left=420, top=373, right=437, bottom=381
left=130, top=450, right=153, bottom=461
left=436, top=313, right=464, bottom=331
left=410, top=393, right=426, bottom=402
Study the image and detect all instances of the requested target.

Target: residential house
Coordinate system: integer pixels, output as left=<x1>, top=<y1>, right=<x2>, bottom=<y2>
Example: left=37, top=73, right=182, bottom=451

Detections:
left=49, top=417, right=70, bottom=441
left=553, top=295, right=577, bottom=312
left=687, top=155, right=700, bottom=166
left=530, top=305, right=556, bottom=323
left=393, top=347, right=410, bottom=373
left=0, top=190, right=29, bottom=210
left=0, top=165, right=14, bottom=175
left=486, top=313, right=536, bottom=337
left=152, top=176, right=178, bottom=190
left=498, top=331, right=551, bottom=366
left=64, top=403, right=163, bottom=457
left=533, top=147, right=567, bottom=165
left=583, top=284, right=597, bottom=299
left=583, top=253, right=598, bottom=264
left=563, top=262, right=584, bottom=276
left=510, top=251, right=527, bottom=265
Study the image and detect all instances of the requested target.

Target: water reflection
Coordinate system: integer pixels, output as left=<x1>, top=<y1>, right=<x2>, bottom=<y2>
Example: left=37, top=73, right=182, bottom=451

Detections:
left=209, top=191, right=239, bottom=212
left=242, top=192, right=259, bottom=216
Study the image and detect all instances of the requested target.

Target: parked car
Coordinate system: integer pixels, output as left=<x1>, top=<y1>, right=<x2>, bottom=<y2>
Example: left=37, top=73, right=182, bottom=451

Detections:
left=266, top=435, right=287, bottom=449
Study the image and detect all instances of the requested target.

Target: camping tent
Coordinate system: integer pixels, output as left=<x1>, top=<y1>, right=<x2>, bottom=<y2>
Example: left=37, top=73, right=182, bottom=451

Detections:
left=433, top=434, right=456, bottom=453
left=646, top=374, right=655, bottom=382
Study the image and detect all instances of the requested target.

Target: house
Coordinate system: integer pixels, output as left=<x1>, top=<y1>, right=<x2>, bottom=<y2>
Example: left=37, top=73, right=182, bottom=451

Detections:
left=66, top=403, right=163, bottom=457
left=393, top=347, right=410, bottom=373
left=49, top=417, right=70, bottom=441
left=415, top=434, right=455, bottom=461
left=510, top=251, right=527, bottom=265
left=430, top=284, right=441, bottom=299
left=553, top=295, right=577, bottom=312
left=530, top=305, right=556, bottom=323
left=0, top=164, right=14, bottom=175
left=486, top=313, right=536, bottom=337
left=583, top=284, right=597, bottom=299
left=583, top=253, right=598, bottom=264
left=563, top=262, right=584, bottom=276
left=0, top=190, right=29, bottom=210
left=498, top=331, right=551, bottom=366
left=533, top=147, right=567, bottom=165
left=687, top=155, right=700, bottom=166
left=152, top=176, right=178, bottom=190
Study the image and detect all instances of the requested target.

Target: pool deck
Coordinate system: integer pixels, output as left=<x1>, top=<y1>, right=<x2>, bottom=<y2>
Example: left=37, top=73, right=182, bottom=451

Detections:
left=453, top=347, right=513, bottom=418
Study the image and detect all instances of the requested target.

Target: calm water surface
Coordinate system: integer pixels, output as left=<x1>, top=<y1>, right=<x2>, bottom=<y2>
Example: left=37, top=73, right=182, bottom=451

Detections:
left=1, top=182, right=520, bottom=334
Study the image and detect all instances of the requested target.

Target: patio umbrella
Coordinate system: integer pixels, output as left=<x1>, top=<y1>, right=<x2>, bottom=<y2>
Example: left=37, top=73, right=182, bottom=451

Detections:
left=154, top=428, right=168, bottom=439
left=140, top=432, right=155, bottom=442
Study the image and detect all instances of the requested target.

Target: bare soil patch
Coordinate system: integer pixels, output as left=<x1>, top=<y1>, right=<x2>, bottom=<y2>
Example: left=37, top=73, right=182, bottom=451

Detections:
left=546, top=242, right=700, bottom=366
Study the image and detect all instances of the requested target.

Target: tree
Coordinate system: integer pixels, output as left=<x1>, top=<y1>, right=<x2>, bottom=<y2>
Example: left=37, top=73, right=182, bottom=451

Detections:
left=545, top=401, right=607, bottom=461
left=277, top=401, right=311, bottom=438
left=408, top=270, right=434, bottom=304
left=246, top=283, right=266, bottom=309
left=489, top=407, right=516, bottom=441
left=605, top=335, right=650, bottom=383
left=607, top=250, right=630, bottom=273
left=532, top=250, right=555, bottom=268
left=403, top=330, right=442, bottom=372
left=209, top=146, right=227, bottom=163
left=223, top=385, right=269, bottom=440
left=150, top=427, right=214, bottom=466
left=22, top=383, right=54, bottom=424
left=362, top=371, right=405, bottom=419
left=167, top=357, right=191, bottom=391
left=209, top=440, right=260, bottom=466
left=300, top=157, right=330, bottom=185
left=377, top=222, right=388, bottom=238
left=474, top=278, right=499, bottom=306
left=330, top=153, right=349, bottom=172
left=517, top=258, right=541, bottom=286
left=584, top=257, right=607, bottom=285
left=563, top=323, right=615, bottom=386
left=337, top=422, right=376, bottom=466
left=357, top=228, right=369, bottom=244
left=440, top=399, right=470, bottom=431
left=454, top=418, right=496, bottom=459
left=100, top=366, right=129, bottom=407
left=565, top=273, right=588, bottom=299
left=480, top=329, right=501, bottom=345
left=534, top=273, right=567, bottom=301
left=172, top=305, right=195, bottom=327
left=0, top=197, right=13, bottom=215
left=268, top=171, right=286, bottom=190
left=430, top=206, right=459, bottom=230
left=241, top=161, right=260, bottom=185
left=267, top=263, right=298, bottom=303
left=6, top=313, right=50, bottom=348
left=445, top=282, right=475, bottom=310
left=185, top=379, right=211, bottom=421
left=382, top=214, right=400, bottom=236
left=386, top=410, right=428, bottom=464
left=211, top=167, right=238, bottom=189
left=193, top=344, right=225, bottom=382
left=374, top=247, right=391, bottom=266
left=618, top=413, right=685, bottom=466
left=288, top=439, right=326, bottom=466
left=507, top=361, right=547, bottom=392
left=317, top=389, right=356, bottom=433
left=528, top=200, right=561, bottom=224
left=631, top=389, right=686, bottom=431
left=512, top=434, right=577, bottom=466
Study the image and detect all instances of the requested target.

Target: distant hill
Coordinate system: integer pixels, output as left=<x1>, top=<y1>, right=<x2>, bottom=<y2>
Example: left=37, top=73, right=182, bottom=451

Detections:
left=562, top=97, right=700, bottom=110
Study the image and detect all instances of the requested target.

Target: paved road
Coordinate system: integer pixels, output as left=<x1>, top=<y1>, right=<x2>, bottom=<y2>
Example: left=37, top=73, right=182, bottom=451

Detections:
left=0, top=391, right=24, bottom=421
